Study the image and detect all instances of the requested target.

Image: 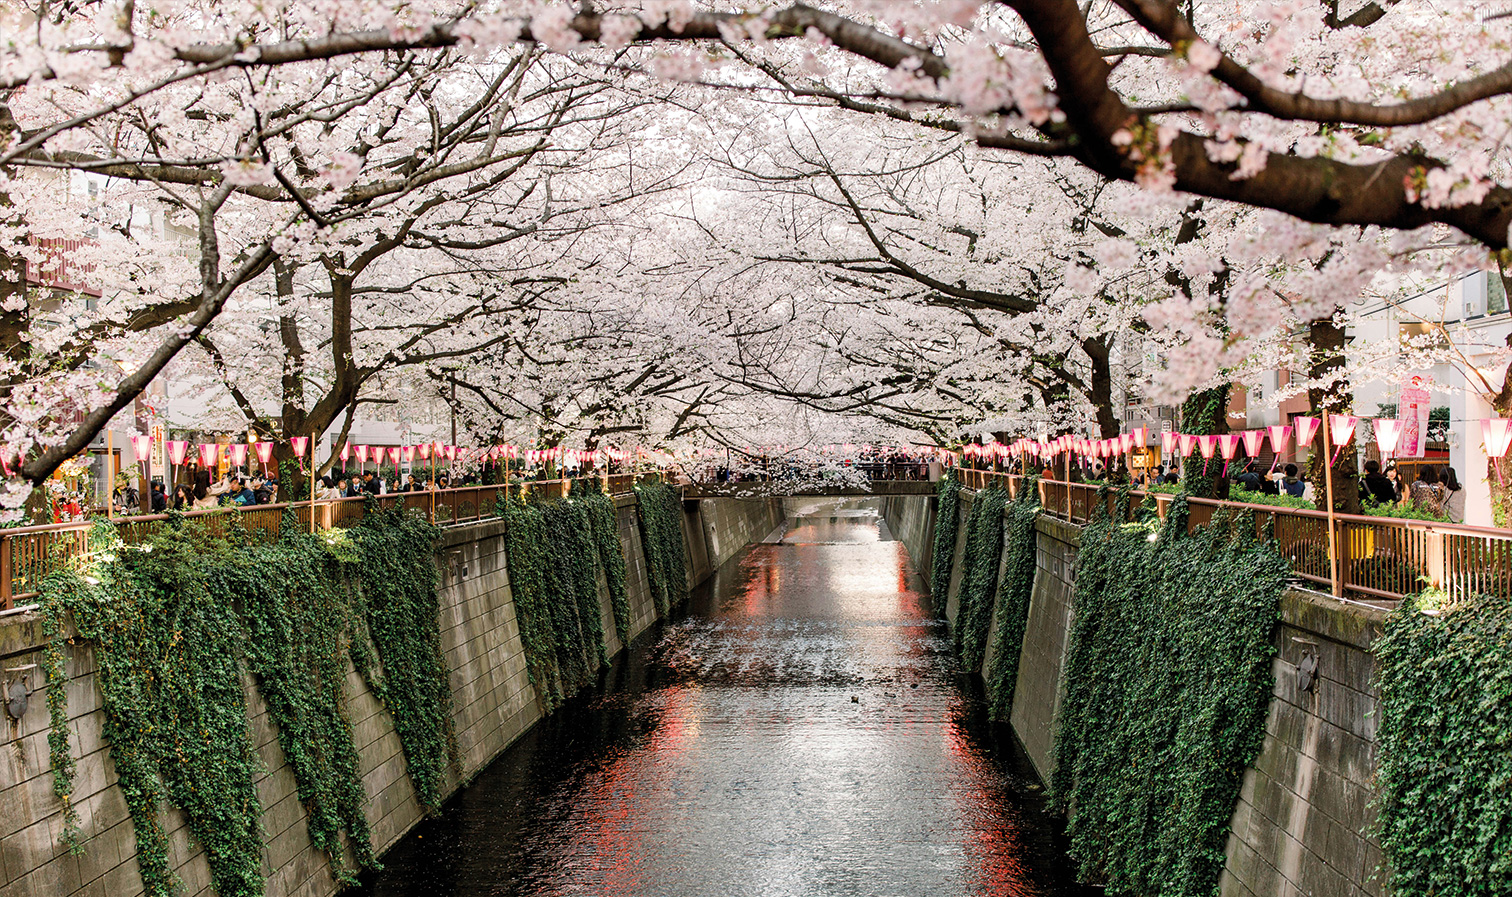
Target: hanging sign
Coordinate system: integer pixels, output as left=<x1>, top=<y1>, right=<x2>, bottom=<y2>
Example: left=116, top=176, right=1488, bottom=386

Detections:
left=1397, top=376, right=1432, bottom=459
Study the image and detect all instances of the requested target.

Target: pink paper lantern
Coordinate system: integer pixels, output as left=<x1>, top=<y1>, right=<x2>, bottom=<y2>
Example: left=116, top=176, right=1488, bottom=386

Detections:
left=167, top=440, right=189, bottom=465
left=402, top=445, right=416, bottom=463
left=1119, top=433, right=1134, bottom=453
left=1218, top=433, right=1241, bottom=460
left=1329, top=415, right=1358, bottom=447
left=1266, top=425, right=1293, bottom=471
left=1179, top=434, right=1197, bottom=457
left=418, top=442, right=432, bottom=460
left=444, top=445, right=457, bottom=462
left=131, top=434, right=151, bottom=464
left=289, top=436, right=309, bottom=459
left=228, top=444, right=248, bottom=467
left=389, top=447, right=401, bottom=464
left=197, top=443, right=219, bottom=468
left=339, top=443, right=350, bottom=462
left=256, top=441, right=274, bottom=465
left=1242, top=429, right=1265, bottom=457
left=1482, top=419, right=1512, bottom=458
left=1295, top=416, right=1322, bottom=446
left=1198, top=435, right=1218, bottom=460
left=355, top=445, right=369, bottom=464
left=1374, top=419, right=1403, bottom=457
left=1161, top=431, right=1177, bottom=455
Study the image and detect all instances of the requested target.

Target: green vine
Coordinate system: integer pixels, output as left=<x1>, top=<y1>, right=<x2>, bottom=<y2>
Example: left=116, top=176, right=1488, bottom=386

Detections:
left=634, top=482, right=687, bottom=617
left=577, top=481, right=631, bottom=646
left=1374, top=590, right=1512, bottom=895
left=499, top=493, right=617, bottom=712
left=930, top=470, right=962, bottom=610
left=1050, top=492, right=1286, bottom=897
left=37, top=503, right=453, bottom=896
left=346, top=502, right=457, bottom=813
left=1180, top=385, right=1230, bottom=499
left=954, top=486, right=1010, bottom=673
left=986, top=483, right=1040, bottom=721
left=40, top=520, right=265, bottom=897
left=215, top=530, right=374, bottom=880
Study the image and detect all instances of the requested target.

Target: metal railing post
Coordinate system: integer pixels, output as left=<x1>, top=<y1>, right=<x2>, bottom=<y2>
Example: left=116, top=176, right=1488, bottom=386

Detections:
left=1, top=535, right=11, bottom=611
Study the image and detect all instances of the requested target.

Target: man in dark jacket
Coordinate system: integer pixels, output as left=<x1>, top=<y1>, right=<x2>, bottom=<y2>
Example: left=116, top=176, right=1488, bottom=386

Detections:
left=1360, top=459, right=1398, bottom=506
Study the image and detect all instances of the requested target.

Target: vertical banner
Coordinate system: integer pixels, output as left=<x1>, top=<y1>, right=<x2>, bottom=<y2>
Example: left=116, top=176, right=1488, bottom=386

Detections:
left=150, top=422, right=167, bottom=480
left=1397, top=376, right=1432, bottom=459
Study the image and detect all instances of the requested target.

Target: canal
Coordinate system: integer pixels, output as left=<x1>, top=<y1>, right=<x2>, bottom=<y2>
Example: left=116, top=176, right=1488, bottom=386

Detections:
left=356, top=498, right=1091, bottom=897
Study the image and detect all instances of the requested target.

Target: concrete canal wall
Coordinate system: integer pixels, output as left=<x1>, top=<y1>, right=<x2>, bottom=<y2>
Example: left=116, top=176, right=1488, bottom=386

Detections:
left=935, top=492, right=1388, bottom=897
left=0, top=494, right=782, bottom=897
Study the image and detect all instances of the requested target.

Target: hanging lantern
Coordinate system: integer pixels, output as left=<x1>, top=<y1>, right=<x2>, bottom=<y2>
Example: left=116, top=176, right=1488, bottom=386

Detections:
left=1328, top=414, right=1359, bottom=466
left=1241, top=429, right=1264, bottom=458
left=402, top=445, right=416, bottom=463
left=197, top=443, right=219, bottom=468
left=389, top=446, right=401, bottom=466
left=1266, top=425, right=1294, bottom=472
left=1374, top=418, right=1403, bottom=458
left=1218, top=433, right=1241, bottom=478
left=228, top=443, right=248, bottom=467
left=418, top=442, right=432, bottom=460
left=1198, top=434, right=1219, bottom=459
left=339, top=443, right=351, bottom=463
left=289, top=435, right=309, bottom=460
left=1179, top=434, right=1197, bottom=457
left=445, top=445, right=457, bottom=462
left=355, top=445, right=369, bottom=464
left=1295, top=415, right=1322, bottom=446
left=1481, top=418, right=1512, bottom=458
left=131, top=434, right=151, bottom=465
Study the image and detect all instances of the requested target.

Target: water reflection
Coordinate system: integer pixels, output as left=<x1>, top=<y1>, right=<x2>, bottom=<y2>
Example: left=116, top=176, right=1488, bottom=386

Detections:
left=355, top=499, right=1091, bottom=897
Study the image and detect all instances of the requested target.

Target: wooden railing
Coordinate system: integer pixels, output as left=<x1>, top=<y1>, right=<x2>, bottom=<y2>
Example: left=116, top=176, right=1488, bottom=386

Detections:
left=0, top=474, right=647, bottom=610
left=957, top=469, right=1512, bottom=603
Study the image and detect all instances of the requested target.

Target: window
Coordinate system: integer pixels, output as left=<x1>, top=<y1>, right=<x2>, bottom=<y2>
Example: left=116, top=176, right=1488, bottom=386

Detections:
left=1490, top=271, right=1508, bottom=315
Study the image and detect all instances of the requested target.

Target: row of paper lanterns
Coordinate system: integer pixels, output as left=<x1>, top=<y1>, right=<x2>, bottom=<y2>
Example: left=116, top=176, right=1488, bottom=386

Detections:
left=960, top=415, right=1512, bottom=474
left=126, top=435, right=667, bottom=475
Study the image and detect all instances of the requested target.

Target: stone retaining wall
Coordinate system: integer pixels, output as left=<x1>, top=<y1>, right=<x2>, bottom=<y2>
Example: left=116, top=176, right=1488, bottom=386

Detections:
left=0, top=494, right=774, bottom=897
left=933, top=492, right=1389, bottom=897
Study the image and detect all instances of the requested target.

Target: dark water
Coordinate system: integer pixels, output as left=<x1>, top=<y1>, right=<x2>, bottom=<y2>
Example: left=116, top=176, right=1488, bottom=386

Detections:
left=355, top=499, right=1091, bottom=897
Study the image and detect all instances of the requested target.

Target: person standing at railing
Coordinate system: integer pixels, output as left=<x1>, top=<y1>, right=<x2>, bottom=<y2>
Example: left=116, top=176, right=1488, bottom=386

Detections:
left=1360, top=460, right=1398, bottom=507
left=1439, top=465, right=1465, bottom=524
left=1409, top=466, right=1447, bottom=517
left=150, top=481, right=167, bottom=512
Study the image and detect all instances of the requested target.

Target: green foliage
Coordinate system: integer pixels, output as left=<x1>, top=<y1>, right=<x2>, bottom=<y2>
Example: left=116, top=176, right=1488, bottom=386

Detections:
left=577, top=483, right=631, bottom=645
left=954, top=486, right=1010, bottom=673
left=634, top=482, right=687, bottom=617
left=38, top=504, right=452, bottom=896
left=347, top=503, right=456, bottom=813
left=41, top=522, right=266, bottom=897
left=499, top=493, right=620, bottom=712
left=1229, top=487, right=1315, bottom=510
left=279, top=457, right=310, bottom=501
left=1050, top=494, right=1287, bottom=897
left=215, top=532, right=374, bottom=881
left=1180, top=386, right=1230, bottom=499
left=1361, top=499, right=1450, bottom=522
left=986, top=484, right=1040, bottom=721
left=1374, top=591, right=1512, bottom=895
left=930, top=471, right=962, bottom=610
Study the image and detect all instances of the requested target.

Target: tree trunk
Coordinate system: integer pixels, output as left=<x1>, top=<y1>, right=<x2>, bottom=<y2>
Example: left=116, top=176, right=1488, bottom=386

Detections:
left=1180, top=385, right=1231, bottom=499
left=1305, top=317, right=1362, bottom=515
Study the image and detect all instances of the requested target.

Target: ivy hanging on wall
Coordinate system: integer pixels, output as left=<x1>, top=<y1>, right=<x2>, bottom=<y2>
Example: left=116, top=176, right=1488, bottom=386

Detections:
left=576, top=480, right=631, bottom=646
left=635, top=482, right=687, bottom=617
left=1374, top=589, right=1512, bottom=895
left=499, top=491, right=623, bottom=713
left=345, top=502, right=458, bottom=814
left=38, top=503, right=453, bottom=897
left=40, top=521, right=269, bottom=897
left=1050, top=492, right=1286, bottom=897
left=930, top=471, right=962, bottom=609
left=986, top=482, right=1041, bottom=721
left=954, top=486, right=1010, bottom=674
left=216, top=531, right=375, bottom=881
